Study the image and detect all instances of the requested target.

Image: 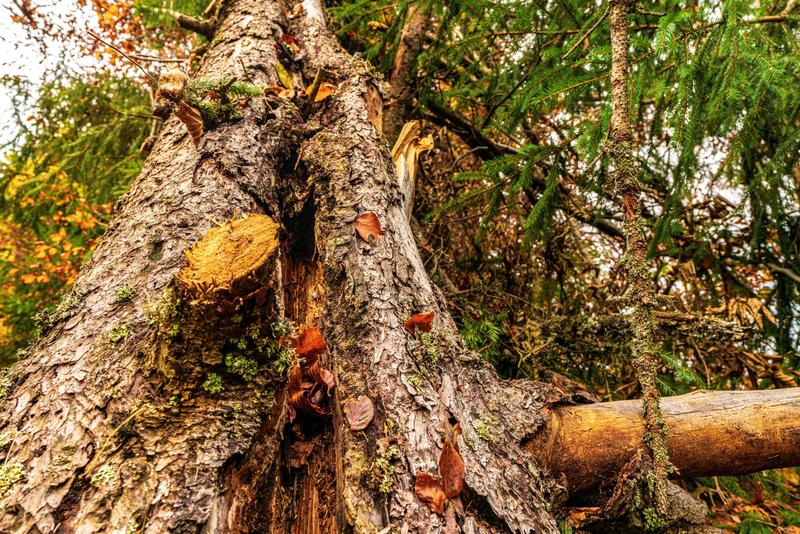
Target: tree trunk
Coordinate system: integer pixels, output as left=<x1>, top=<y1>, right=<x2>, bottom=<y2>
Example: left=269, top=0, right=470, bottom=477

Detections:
left=1, top=1, right=799, bottom=533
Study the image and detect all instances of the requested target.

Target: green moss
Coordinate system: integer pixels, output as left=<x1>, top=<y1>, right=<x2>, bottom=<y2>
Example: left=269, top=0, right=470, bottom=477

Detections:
left=273, top=346, right=297, bottom=376
left=109, top=324, right=132, bottom=346
left=34, top=290, right=84, bottom=332
left=642, top=507, right=666, bottom=531
left=90, top=464, right=117, bottom=487
left=0, top=431, right=15, bottom=449
left=183, top=78, right=263, bottom=127
left=114, top=285, right=136, bottom=303
left=225, top=353, right=259, bottom=381
left=0, top=462, right=24, bottom=496
left=372, top=445, right=399, bottom=494
left=0, top=371, right=11, bottom=400
left=162, top=194, right=175, bottom=204
left=407, top=374, right=423, bottom=388
left=472, top=415, right=496, bottom=442
left=203, top=373, right=223, bottom=394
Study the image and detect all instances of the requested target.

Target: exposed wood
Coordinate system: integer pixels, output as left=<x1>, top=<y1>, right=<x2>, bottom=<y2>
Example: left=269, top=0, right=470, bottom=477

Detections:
left=532, top=388, right=800, bottom=495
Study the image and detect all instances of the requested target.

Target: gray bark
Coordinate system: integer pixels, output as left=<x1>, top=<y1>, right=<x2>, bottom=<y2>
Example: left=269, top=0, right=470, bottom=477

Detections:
left=0, top=1, right=561, bottom=532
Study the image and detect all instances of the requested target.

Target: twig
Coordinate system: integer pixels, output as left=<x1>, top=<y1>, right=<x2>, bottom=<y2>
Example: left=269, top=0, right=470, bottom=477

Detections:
left=562, top=4, right=610, bottom=60
left=86, top=29, right=157, bottom=85
left=130, top=54, right=187, bottom=64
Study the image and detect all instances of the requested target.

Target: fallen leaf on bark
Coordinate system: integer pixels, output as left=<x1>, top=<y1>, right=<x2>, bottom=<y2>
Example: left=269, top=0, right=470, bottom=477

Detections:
left=343, top=395, right=375, bottom=431
left=404, top=311, right=435, bottom=333
left=314, top=82, right=336, bottom=102
left=291, top=327, right=327, bottom=358
left=415, top=471, right=446, bottom=514
left=354, top=212, right=383, bottom=242
left=274, top=61, right=294, bottom=91
left=175, top=100, right=204, bottom=146
left=439, top=425, right=465, bottom=498
left=289, top=440, right=315, bottom=468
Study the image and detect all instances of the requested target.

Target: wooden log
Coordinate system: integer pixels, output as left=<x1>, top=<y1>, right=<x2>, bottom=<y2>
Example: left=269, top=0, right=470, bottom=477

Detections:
left=533, top=388, right=800, bottom=495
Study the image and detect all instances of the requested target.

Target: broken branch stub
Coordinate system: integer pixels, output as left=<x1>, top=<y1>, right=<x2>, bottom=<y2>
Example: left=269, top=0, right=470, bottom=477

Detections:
left=177, top=214, right=280, bottom=304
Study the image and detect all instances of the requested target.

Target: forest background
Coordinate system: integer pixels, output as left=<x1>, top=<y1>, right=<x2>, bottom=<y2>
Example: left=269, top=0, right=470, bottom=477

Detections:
left=0, top=0, right=798, bottom=531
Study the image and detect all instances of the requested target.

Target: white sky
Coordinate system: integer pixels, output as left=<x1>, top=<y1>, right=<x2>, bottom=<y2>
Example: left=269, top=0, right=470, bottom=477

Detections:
left=0, top=1, right=95, bottom=146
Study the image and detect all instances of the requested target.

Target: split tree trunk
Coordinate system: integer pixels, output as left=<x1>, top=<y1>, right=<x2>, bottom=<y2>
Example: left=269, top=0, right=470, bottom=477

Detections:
left=1, top=1, right=799, bottom=533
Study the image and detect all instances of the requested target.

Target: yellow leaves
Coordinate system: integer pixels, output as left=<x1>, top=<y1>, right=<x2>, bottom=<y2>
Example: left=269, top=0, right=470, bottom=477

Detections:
left=49, top=227, right=67, bottom=244
left=391, top=121, right=434, bottom=187
left=274, top=62, right=294, bottom=92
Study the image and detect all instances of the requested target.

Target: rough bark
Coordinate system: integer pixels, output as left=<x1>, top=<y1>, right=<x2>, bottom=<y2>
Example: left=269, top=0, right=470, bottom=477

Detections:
left=532, top=388, right=800, bottom=495
left=1, top=1, right=799, bottom=533
left=0, top=1, right=561, bottom=532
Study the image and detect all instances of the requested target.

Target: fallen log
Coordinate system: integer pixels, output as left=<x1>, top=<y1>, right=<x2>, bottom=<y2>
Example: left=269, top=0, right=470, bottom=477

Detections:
left=533, top=388, right=800, bottom=495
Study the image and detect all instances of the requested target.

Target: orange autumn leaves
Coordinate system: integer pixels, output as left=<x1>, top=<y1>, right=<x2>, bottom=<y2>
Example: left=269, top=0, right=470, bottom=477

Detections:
left=287, top=327, right=336, bottom=421
left=415, top=424, right=466, bottom=514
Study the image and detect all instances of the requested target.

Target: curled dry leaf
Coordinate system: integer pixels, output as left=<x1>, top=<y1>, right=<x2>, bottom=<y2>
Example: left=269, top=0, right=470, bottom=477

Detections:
left=291, top=327, right=327, bottom=358
left=289, top=440, right=315, bottom=468
left=175, top=100, right=204, bottom=147
left=404, top=311, right=435, bottom=334
left=343, top=395, right=375, bottom=432
left=439, top=425, right=465, bottom=498
left=415, top=471, right=447, bottom=514
left=354, top=212, right=383, bottom=242
left=155, top=69, right=188, bottom=100
left=286, top=328, right=335, bottom=421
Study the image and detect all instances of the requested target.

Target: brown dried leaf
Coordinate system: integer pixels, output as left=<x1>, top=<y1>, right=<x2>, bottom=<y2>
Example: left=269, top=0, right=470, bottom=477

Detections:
left=439, top=427, right=465, bottom=498
left=404, top=311, right=435, bottom=334
left=355, top=212, right=383, bottom=242
left=343, top=395, right=374, bottom=431
left=175, top=100, right=204, bottom=146
left=415, top=471, right=446, bottom=514
left=314, top=82, right=336, bottom=102
left=365, top=83, right=383, bottom=133
left=292, top=327, right=327, bottom=358
left=289, top=440, right=315, bottom=468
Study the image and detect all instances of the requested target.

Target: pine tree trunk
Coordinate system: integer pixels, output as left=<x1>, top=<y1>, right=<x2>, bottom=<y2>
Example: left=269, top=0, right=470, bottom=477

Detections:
left=1, top=2, right=799, bottom=534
